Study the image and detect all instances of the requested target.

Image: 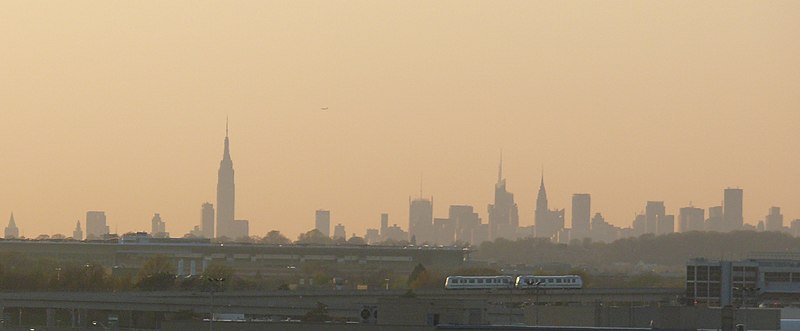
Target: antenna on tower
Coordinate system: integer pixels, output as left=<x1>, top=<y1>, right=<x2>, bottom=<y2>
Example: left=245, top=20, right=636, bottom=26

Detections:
left=419, top=173, right=423, bottom=199
left=498, top=149, right=503, bottom=183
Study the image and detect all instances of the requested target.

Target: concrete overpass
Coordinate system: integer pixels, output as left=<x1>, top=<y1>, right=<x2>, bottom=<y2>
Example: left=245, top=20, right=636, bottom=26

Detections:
left=0, top=288, right=683, bottom=328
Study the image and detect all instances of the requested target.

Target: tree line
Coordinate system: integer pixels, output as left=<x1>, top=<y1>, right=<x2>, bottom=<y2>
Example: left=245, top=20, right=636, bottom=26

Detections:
left=474, top=230, right=800, bottom=267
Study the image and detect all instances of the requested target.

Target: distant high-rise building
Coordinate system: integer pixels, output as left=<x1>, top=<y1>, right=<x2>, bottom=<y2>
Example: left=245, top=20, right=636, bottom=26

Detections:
left=472, top=223, right=490, bottom=245
left=216, top=121, right=236, bottom=239
left=723, top=188, right=743, bottom=231
left=230, top=219, right=249, bottom=240
left=5, top=213, right=19, bottom=239
left=658, top=214, right=675, bottom=235
left=765, top=207, right=784, bottom=232
left=364, top=228, right=380, bottom=244
left=315, top=210, right=331, bottom=237
left=706, top=206, right=724, bottom=232
left=382, top=223, right=407, bottom=242
left=791, top=219, right=800, bottom=237
left=590, top=213, right=619, bottom=243
left=534, top=175, right=550, bottom=237
left=679, top=206, right=705, bottom=232
left=645, top=201, right=665, bottom=234
left=201, top=203, right=214, bottom=239
left=73, top=220, right=83, bottom=240
left=333, top=223, right=346, bottom=240
left=86, top=211, right=109, bottom=240
left=450, top=205, right=481, bottom=245
left=632, top=214, right=646, bottom=236
left=488, top=157, right=519, bottom=240
left=409, top=197, right=433, bottom=244
left=380, top=213, right=389, bottom=237
left=151, top=213, right=167, bottom=238
left=534, top=174, right=564, bottom=240
left=433, top=218, right=455, bottom=245
left=571, top=194, right=591, bottom=240
left=189, top=225, right=203, bottom=237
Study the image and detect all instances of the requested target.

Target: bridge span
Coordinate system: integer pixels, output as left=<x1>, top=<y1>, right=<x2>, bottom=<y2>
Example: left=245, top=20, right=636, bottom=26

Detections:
left=0, top=287, right=683, bottom=318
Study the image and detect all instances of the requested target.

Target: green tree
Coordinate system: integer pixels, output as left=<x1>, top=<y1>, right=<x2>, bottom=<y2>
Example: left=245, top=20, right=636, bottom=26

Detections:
left=407, top=263, right=429, bottom=288
left=296, top=229, right=334, bottom=245
left=303, top=302, right=330, bottom=322
left=262, top=230, right=291, bottom=245
left=136, top=255, right=175, bottom=291
left=347, top=236, right=366, bottom=245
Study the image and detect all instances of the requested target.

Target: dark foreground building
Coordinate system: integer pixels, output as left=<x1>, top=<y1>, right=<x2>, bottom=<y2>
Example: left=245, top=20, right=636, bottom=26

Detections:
left=686, top=253, right=800, bottom=307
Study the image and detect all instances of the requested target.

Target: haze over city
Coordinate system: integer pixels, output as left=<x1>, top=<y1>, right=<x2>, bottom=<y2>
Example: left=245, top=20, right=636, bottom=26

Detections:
left=1, top=1, right=798, bottom=239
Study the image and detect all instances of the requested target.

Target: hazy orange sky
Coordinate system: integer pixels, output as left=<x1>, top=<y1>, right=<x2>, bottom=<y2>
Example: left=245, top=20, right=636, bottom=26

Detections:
left=1, top=1, right=798, bottom=239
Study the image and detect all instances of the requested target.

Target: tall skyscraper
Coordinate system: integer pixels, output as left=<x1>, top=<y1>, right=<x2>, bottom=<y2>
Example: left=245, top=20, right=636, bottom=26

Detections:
left=535, top=175, right=549, bottom=235
left=151, top=213, right=167, bottom=238
left=535, top=174, right=564, bottom=240
left=73, top=220, right=83, bottom=240
left=380, top=213, right=389, bottom=237
left=409, top=197, right=433, bottom=244
left=86, top=211, right=109, bottom=240
left=632, top=214, right=646, bottom=236
left=658, top=214, right=675, bottom=235
left=216, top=121, right=236, bottom=239
left=230, top=219, right=249, bottom=240
left=450, top=205, right=481, bottom=244
left=433, top=217, right=455, bottom=245
left=590, top=213, right=619, bottom=243
left=645, top=201, right=665, bottom=234
left=723, top=188, right=743, bottom=231
left=5, top=213, right=19, bottom=239
left=706, top=206, right=724, bottom=232
left=679, top=206, right=705, bottom=232
left=201, top=202, right=215, bottom=238
left=571, top=193, right=591, bottom=240
left=315, top=210, right=331, bottom=237
left=765, top=207, right=784, bottom=232
left=488, top=157, right=519, bottom=240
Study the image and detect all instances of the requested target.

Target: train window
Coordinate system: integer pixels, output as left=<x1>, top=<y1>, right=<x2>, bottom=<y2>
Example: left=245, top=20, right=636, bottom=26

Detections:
left=469, top=279, right=475, bottom=283
left=478, top=279, right=483, bottom=283
left=557, top=279, right=562, bottom=283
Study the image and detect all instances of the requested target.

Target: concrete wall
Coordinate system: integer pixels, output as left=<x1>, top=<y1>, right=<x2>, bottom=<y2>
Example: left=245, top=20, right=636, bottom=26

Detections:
left=162, top=320, right=435, bottom=331
left=377, top=297, right=487, bottom=326
left=524, top=305, right=780, bottom=330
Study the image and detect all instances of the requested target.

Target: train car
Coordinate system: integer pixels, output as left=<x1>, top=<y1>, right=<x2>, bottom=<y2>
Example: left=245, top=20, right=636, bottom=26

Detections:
left=444, top=275, right=514, bottom=290
left=515, top=275, right=583, bottom=289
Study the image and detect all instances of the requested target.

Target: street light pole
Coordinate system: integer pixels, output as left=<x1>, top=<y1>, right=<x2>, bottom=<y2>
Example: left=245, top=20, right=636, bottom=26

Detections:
left=208, top=277, right=225, bottom=331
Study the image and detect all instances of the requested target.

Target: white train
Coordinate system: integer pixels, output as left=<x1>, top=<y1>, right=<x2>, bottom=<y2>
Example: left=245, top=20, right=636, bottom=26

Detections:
left=444, top=275, right=583, bottom=290
left=444, top=275, right=515, bottom=289
left=515, top=275, right=583, bottom=289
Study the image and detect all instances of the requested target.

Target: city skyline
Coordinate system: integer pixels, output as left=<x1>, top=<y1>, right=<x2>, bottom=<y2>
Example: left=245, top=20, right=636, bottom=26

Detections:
left=2, top=131, right=798, bottom=241
left=1, top=1, right=798, bottom=239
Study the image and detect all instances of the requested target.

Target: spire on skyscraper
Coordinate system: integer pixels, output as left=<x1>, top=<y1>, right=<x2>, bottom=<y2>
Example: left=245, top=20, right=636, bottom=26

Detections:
left=498, top=151, right=503, bottom=184
left=216, top=118, right=236, bottom=239
left=222, top=119, right=231, bottom=162
left=5, top=212, right=19, bottom=239
left=536, top=170, right=548, bottom=212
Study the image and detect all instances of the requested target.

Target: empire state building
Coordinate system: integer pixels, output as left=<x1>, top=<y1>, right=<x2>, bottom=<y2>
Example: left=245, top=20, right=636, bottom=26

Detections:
left=216, top=123, right=235, bottom=239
